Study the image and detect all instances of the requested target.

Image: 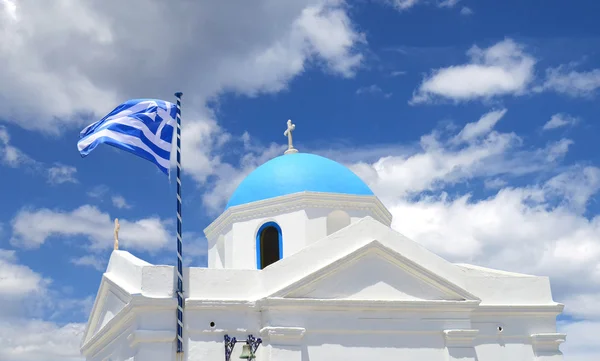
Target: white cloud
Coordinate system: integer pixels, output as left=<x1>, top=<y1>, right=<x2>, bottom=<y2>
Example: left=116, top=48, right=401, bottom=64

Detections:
left=356, top=84, right=392, bottom=98
left=451, top=108, right=507, bottom=143
left=0, top=0, right=365, bottom=196
left=348, top=110, right=572, bottom=201
left=384, top=0, right=463, bottom=11
left=0, top=125, right=36, bottom=168
left=0, top=320, right=85, bottom=361
left=0, top=0, right=16, bottom=20
left=295, top=5, right=364, bottom=77
left=460, top=6, right=473, bottom=15
left=0, top=247, right=86, bottom=361
left=111, top=195, right=131, bottom=209
left=483, top=178, right=507, bottom=189
left=559, top=321, right=600, bottom=361
left=411, top=39, right=536, bottom=103
left=388, top=0, right=422, bottom=10
left=0, top=127, right=82, bottom=186
left=201, top=142, right=286, bottom=215
left=86, top=186, right=132, bottom=210
left=356, top=84, right=382, bottom=94
left=1, top=0, right=366, bottom=204
left=47, top=164, right=78, bottom=185
left=87, top=185, right=109, bottom=199
left=543, top=166, right=600, bottom=213
left=70, top=255, right=106, bottom=272
left=0, top=224, right=97, bottom=360
left=536, top=64, right=600, bottom=98
left=177, top=112, right=231, bottom=185
left=438, top=0, right=460, bottom=8
left=0, top=249, right=49, bottom=299
left=544, top=138, right=573, bottom=162
left=543, top=113, right=580, bottom=131
left=199, top=108, right=570, bottom=219
left=562, top=293, right=600, bottom=320
left=0, top=0, right=364, bottom=135
left=10, top=205, right=171, bottom=251
left=384, top=169, right=600, bottom=266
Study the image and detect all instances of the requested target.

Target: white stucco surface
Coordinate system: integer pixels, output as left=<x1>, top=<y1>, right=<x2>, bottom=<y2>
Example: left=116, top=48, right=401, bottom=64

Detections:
left=81, top=192, right=565, bottom=361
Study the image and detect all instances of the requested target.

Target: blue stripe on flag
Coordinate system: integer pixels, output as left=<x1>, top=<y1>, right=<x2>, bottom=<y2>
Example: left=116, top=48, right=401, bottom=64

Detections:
left=80, top=135, right=170, bottom=175
left=77, top=99, right=176, bottom=175
left=80, top=123, right=172, bottom=160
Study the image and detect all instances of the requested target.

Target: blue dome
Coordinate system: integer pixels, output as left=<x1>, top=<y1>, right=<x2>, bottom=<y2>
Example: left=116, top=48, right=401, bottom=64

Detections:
left=225, top=152, right=374, bottom=209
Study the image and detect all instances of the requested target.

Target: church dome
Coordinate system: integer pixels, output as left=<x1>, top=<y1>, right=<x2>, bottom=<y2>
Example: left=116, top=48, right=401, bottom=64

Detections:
left=225, top=152, right=374, bottom=209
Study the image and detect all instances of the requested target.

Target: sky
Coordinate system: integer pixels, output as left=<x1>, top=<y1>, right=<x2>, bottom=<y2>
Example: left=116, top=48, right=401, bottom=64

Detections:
left=1, top=0, right=600, bottom=359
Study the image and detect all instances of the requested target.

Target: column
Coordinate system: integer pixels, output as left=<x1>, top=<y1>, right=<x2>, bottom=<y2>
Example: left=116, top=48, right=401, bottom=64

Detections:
left=443, top=329, right=479, bottom=361
left=259, top=327, right=306, bottom=361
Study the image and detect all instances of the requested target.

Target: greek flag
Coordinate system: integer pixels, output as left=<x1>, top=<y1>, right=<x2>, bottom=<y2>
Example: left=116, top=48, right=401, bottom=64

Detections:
left=77, top=99, right=177, bottom=175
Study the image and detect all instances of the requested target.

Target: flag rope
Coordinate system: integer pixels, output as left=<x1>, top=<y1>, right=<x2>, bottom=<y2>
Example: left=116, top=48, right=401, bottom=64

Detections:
left=174, top=92, right=184, bottom=357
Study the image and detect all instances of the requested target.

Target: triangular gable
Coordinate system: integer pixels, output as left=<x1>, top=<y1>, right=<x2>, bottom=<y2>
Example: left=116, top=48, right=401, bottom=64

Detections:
left=270, top=240, right=479, bottom=302
left=81, top=274, right=132, bottom=346
left=81, top=250, right=154, bottom=348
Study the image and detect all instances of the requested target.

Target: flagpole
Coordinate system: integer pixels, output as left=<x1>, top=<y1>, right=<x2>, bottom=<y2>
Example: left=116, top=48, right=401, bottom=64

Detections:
left=174, top=91, right=184, bottom=358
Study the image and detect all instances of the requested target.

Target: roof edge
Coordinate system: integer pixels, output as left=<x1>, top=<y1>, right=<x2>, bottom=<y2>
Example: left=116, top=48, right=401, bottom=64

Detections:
left=204, top=192, right=392, bottom=240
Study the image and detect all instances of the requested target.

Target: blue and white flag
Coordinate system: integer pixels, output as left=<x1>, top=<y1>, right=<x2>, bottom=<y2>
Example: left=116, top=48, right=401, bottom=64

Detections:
left=77, top=99, right=177, bottom=175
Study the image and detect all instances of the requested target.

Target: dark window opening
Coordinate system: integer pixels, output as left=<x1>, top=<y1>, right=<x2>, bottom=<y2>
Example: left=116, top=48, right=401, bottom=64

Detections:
left=259, top=226, right=280, bottom=269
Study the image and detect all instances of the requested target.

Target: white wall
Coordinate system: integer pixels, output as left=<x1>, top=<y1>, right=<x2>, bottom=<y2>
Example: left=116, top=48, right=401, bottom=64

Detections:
left=177, top=307, right=560, bottom=361
left=86, top=306, right=562, bottom=361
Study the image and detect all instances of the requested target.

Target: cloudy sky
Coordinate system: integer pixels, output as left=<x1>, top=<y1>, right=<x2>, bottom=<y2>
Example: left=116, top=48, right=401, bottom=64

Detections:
left=1, top=0, right=600, bottom=360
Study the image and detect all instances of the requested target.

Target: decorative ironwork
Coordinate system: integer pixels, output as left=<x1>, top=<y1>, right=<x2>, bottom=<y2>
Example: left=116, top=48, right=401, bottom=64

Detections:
left=224, top=334, right=263, bottom=361
left=224, top=335, right=237, bottom=361
left=246, top=334, right=262, bottom=355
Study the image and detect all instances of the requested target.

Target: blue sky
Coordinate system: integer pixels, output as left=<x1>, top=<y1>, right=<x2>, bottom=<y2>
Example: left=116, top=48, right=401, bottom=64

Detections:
left=1, top=0, right=600, bottom=360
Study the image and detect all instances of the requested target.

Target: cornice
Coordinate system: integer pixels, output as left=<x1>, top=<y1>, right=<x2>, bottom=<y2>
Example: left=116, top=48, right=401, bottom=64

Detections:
left=260, top=297, right=481, bottom=312
left=81, top=276, right=108, bottom=348
left=530, top=333, right=566, bottom=353
left=443, top=329, right=479, bottom=347
left=80, top=302, right=137, bottom=357
left=185, top=299, right=259, bottom=310
left=204, top=192, right=393, bottom=240
left=80, top=295, right=177, bottom=358
left=259, top=327, right=306, bottom=344
left=81, top=274, right=133, bottom=348
left=473, top=303, right=565, bottom=316
left=184, top=298, right=564, bottom=317
left=186, top=297, right=480, bottom=312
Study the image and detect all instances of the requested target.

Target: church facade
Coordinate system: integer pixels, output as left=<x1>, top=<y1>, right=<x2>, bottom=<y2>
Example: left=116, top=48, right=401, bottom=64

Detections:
left=80, top=124, right=566, bottom=361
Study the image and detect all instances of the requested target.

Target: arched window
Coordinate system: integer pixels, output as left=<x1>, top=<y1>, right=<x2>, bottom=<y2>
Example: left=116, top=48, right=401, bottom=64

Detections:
left=326, top=210, right=351, bottom=235
left=256, top=222, right=282, bottom=269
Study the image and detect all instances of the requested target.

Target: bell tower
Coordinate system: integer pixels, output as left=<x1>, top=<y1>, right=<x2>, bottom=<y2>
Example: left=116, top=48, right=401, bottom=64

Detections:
left=203, top=120, right=392, bottom=270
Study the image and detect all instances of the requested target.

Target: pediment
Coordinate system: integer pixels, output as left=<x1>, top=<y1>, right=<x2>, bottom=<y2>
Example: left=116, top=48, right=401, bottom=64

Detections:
left=81, top=274, right=132, bottom=346
left=272, top=241, right=478, bottom=302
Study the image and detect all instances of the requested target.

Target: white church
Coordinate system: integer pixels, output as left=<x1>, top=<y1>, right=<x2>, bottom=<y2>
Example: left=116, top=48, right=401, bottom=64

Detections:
left=80, top=121, right=566, bottom=361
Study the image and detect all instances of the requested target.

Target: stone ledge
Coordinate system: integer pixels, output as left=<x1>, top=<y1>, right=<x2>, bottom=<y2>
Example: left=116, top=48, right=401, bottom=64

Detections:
left=530, top=333, right=566, bottom=353
left=128, top=330, right=175, bottom=346
left=260, top=327, right=306, bottom=344
left=443, top=329, right=479, bottom=347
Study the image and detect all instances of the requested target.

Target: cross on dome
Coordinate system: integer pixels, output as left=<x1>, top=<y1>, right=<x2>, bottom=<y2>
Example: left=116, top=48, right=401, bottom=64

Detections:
left=283, top=119, right=298, bottom=155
